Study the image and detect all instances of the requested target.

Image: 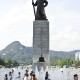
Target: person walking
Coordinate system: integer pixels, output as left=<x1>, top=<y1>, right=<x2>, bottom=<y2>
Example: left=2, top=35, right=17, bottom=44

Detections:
left=32, top=73, right=37, bottom=80
left=4, top=74, right=8, bottom=80
left=74, top=74, right=78, bottom=80
left=23, top=74, right=29, bottom=80
left=45, top=71, right=50, bottom=80
left=9, top=71, right=12, bottom=80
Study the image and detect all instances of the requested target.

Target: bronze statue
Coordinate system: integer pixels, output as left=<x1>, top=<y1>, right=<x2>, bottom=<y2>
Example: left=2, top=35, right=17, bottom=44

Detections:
left=32, top=0, right=48, bottom=20
left=38, top=54, right=45, bottom=62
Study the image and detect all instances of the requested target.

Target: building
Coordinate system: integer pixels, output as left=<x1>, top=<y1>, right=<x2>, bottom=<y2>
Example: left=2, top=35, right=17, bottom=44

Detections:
left=75, top=52, right=80, bottom=61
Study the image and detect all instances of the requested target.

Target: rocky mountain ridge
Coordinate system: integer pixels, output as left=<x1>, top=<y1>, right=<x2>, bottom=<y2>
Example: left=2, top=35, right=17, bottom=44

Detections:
left=0, top=41, right=79, bottom=63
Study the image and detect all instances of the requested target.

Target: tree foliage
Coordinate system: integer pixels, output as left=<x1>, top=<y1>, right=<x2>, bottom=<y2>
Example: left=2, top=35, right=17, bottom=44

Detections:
left=0, top=58, right=5, bottom=66
left=51, top=58, right=80, bottom=68
left=0, top=58, right=19, bottom=67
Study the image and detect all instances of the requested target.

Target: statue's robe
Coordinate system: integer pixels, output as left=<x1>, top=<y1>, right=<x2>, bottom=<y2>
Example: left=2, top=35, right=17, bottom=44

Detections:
left=34, top=0, right=48, bottom=20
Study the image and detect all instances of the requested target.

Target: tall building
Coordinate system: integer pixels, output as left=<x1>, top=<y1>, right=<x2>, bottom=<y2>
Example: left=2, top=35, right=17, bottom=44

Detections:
left=75, top=52, right=80, bottom=61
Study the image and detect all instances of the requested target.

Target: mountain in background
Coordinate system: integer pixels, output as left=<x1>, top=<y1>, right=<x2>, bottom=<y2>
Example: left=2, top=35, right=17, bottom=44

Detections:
left=0, top=41, right=32, bottom=64
left=0, top=41, right=80, bottom=64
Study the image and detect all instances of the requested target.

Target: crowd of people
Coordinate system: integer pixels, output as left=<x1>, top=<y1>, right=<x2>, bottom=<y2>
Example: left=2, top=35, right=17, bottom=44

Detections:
left=2, top=67, right=79, bottom=80
left=3, top=69, right=51, bottom=80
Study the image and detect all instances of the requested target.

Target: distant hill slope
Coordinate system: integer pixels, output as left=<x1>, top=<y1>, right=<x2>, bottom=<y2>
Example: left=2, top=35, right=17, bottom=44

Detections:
left=0, top=41, right=80, bottom=63
left=0, top=41, right=32, bottom=63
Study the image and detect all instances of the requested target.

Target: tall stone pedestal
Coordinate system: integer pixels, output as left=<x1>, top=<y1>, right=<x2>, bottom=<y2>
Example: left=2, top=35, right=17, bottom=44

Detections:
left=32, top=20, right=50, bottom=71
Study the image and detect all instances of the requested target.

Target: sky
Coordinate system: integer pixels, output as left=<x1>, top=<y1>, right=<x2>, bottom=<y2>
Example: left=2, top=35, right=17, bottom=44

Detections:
left=0, top=0, right=80, bottom=51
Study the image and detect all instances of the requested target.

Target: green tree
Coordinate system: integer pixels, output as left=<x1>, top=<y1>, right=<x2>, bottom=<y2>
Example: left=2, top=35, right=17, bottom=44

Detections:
left=0, top=58, right=5, bottom=65
left=51, top=58, right=74, bottom=67
left=12, top=60, right=19, bottom=66
left=6, top=59, right=13, bottom=67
